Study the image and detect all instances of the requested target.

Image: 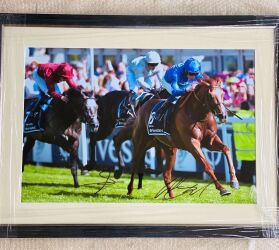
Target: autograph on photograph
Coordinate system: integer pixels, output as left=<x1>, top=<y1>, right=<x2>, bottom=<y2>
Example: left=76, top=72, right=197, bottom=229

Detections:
left=154, top=177, right=213, bottom=200
left=84, top=170, right=117, bottom=195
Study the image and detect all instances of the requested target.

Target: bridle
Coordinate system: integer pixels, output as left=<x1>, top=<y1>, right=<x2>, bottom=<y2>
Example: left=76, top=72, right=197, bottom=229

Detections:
left=193, top=85, right=223, bottom=116
left=81, top=96, right=98, bottom=125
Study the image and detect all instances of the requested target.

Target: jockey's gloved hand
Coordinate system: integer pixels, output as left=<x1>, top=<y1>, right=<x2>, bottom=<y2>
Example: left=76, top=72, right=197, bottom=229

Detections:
left=172, top=89, right=185, bottom=96
left=61, top=96, right=69, bottom=103
left=150, top=88, right=159, bottom=94
left=145, top=87, right=151, bottom=92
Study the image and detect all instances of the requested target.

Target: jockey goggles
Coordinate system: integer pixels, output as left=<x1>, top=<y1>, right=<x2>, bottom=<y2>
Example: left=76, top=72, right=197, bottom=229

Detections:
left=187, top=71, right=199, bottom=76
left=147, top=63, right=159, bottom=67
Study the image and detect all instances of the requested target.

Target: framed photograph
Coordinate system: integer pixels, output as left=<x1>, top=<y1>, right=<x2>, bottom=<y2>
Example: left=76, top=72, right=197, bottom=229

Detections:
left=0, top=14, right=278, bottom=238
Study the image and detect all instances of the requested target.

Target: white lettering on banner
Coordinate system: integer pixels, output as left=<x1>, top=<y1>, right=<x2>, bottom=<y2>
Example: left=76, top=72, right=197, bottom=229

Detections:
left=108, top=140, right=118, bottom=162
left=96, top=139, right=110, bottom=162
left=121, top=141, right=132, bottom=163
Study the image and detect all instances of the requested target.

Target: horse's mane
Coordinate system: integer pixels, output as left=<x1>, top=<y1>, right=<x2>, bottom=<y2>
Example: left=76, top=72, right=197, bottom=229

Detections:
left=65, top=88, right=84, bottom=100
left=177, top=78, right=213, bottom=109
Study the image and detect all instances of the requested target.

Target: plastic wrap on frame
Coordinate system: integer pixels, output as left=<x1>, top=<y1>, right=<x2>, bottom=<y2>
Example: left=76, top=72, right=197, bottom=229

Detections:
left=0, top=14, right=278, bottom=239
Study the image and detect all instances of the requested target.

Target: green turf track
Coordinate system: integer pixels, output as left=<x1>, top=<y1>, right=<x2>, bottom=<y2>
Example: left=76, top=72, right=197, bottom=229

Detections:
left=22, top=165, right=256, bottom=203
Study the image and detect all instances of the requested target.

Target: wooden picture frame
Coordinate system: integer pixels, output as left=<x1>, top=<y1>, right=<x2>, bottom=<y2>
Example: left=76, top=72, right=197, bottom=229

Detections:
left=0, top=14, right=278, bottom=238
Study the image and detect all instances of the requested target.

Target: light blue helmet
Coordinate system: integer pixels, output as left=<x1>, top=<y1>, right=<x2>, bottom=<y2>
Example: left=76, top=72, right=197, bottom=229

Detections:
left=184, top=58, right=201, bottom=74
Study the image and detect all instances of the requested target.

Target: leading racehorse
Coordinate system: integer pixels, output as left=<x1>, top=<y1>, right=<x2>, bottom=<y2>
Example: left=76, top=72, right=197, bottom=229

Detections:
left=128, top=77, right=239, bottom=199
left=22, top=88, right=99, bottom=188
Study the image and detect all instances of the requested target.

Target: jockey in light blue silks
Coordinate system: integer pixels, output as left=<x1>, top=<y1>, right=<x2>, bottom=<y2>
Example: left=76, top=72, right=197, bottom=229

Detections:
left=126, top=51, right=165, bottom=109
left=154, top=57, right=203, bottom=122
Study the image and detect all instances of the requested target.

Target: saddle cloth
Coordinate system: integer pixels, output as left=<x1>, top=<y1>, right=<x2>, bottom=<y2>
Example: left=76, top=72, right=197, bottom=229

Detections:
left=147, top=100, right=174, bottom=136
left=115, top=96, right=131, bottom=128
left=24, top=97, right=52, bottom=134
left=115, top=92, right=154, bottom=128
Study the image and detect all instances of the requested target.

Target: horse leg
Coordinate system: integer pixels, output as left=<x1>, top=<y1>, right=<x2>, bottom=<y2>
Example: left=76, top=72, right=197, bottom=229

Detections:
left=155, top=143, right=164, bottom=176
left=69, top=137, right=80, bottom=188
left=69, top=151, right=79, bottom=188
left=137, top=138, right=157, bottom=190
left=137, top=155, right=145, bottom=189
left=188, top=139, right=230, bottom=196
left=22, top=136, right=36, bottom=172
left=161, top=146, right=177, bottom=199
left=206, top=135, right=239, bottom=189
left=86, top=134, right=97, bottom=171
left=128, top=133, right=151, bottom=196
left=53, top=135, right=80, bottom=188
left=113, top=126, right=132, bottom=179
left=128, top=145, right=146, bottom=195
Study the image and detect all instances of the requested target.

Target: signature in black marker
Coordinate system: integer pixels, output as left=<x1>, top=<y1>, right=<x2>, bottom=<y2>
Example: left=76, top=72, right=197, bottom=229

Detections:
left=154, top=177, right=213, bottom=200
left=83, top=171, right=117, bottom=194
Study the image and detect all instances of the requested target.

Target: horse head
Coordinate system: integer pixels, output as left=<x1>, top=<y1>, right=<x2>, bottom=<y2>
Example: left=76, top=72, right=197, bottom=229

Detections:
left=65, top=88, right=99, bottom=132
left=195, top=76, right=227, bottom=123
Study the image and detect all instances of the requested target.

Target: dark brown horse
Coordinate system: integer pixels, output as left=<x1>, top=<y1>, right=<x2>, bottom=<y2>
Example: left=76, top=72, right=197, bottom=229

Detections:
left=23, top=88, right=99, bottom=188
left=128, top=78, right=239, bottom=199
left=87, top=90, right=168, bottom=182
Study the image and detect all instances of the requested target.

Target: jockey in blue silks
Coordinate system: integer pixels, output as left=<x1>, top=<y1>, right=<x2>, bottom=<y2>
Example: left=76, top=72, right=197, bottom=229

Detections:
left=154, top=57, right=203, bottom=121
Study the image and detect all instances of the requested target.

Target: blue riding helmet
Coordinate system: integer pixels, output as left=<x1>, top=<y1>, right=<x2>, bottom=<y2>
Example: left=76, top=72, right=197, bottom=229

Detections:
left=184, top=58, right=201, bottom=74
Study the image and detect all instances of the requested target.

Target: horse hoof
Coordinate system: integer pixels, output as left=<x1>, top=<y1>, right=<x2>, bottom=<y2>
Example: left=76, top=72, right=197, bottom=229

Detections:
left=81, top=170, right=90, bottom=176
left=74, top=184, right=80, bottom=188
left=138, top=185, right=142, bottom=189
left=169, top=190, right=175, bottom=199
left=85, top=163, right=95, bottom=171
left=127, top=185, right=133, bottom=195
left=114, top=168, right=123, bottom=179
left=220, top=189, right=231, bottom=196
left=230, top=180, right=240, bottom=189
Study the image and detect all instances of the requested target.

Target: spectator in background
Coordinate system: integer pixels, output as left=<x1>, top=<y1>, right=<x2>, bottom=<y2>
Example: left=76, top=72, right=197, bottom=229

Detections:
left=215, top=76, right=233, bottom=107
left=232, top=101, right=255, bottom=183
left=95, top=66, right=104, bottom=76
left=233, top=79, right=248, bottom=108
left=117, top=62, right=129, bottom=91
left=104, top=60, right=121, bottom=92
left=226, top=75, right=239, bottom=98
left=74, top=62, right=94, bottom=93
left=225, top=74, right=248, bottom=108
left=24, top=62, right=40, bottom=100
left=96, top=60, right=121, bottom=96
left=245, top=68, right=255, bottom=107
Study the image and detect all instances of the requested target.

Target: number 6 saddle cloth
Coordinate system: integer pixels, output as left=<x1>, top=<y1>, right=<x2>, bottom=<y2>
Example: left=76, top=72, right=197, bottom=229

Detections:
left=147, top=100, right=175, bottom=136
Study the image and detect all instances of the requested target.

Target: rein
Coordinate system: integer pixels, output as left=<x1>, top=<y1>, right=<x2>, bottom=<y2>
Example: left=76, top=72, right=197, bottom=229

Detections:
left=178, top=91, right=193, bottom=109
left=224, top=106, right=243, bottom=120
left=194, top=86, right=243, bottom=120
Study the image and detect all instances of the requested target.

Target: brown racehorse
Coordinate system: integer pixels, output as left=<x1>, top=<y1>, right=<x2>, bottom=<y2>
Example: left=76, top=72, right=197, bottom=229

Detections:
left=127, top=77, right=239, bottom=199
left=113, top=117, right=164, bottom=188
left=112, top=89, right=169, bottom=183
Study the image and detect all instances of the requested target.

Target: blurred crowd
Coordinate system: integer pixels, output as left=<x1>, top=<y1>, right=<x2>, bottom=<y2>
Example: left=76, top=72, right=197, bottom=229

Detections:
left=25, top=58, right=255, bottom=111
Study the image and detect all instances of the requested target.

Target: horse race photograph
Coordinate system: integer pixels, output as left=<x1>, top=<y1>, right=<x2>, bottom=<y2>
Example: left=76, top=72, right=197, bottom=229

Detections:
left=22, top=47, right=256, bottom=204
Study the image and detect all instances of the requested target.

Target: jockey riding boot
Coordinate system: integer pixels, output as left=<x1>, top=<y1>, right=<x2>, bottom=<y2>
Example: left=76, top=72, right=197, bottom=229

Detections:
left=154, top=96, right=175, bottom=122
left=128, top=92, right=139, bottom=117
